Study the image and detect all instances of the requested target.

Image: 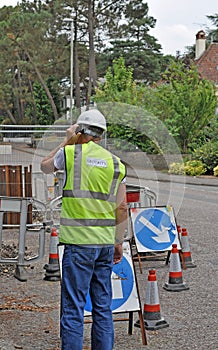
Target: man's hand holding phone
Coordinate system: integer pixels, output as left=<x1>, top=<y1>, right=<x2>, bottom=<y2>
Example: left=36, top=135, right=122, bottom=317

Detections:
left=66, top=124, right=82, bottom=145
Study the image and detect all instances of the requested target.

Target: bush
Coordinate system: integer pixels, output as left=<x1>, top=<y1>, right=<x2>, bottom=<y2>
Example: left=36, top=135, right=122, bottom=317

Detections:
left=214, top=165, right=218, bottom=176
left=193, top=141, right=218, bottom=174
left=184, top=160, right=206, bottom=176
left=169, top=160, right=206, bottom=176
left=168, top=162, right=185, bottom=175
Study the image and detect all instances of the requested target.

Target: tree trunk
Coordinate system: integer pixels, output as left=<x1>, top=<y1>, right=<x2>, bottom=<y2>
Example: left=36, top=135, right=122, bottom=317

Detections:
left=74, top=11, right=81, bottom=112
left=28, top=78, right=37, bottom=124
left=25, top=50, right=59, bottom=121
left=17, top=63, right=25, bottom=121
left=87, top=0, right=97, bottom=107
left=12, top=67, right=22, bottom=122
left=5, top=107, right=17, bottom=124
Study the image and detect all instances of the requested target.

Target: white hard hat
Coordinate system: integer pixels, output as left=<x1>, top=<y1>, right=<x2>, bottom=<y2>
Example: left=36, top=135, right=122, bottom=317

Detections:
left=76, top=109, right=107, bottom=131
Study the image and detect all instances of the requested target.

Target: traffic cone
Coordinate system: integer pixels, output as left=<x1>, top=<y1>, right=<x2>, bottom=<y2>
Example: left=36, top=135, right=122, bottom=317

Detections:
left=180, top=228, right=196, bottom=268
left=44, top=227, right=60, bottom=281
left=135, top=270, right=169, bottom=330
left=163, top=244, right=189, bottom=292
left=166, top=225, right=181, bottom=266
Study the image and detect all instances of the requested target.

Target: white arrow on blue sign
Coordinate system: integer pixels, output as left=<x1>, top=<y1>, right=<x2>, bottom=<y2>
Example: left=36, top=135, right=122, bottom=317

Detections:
left=84, top=241, right=140, bottom=315
left=131, top=206, right=180, bottom=252
left=84, top=255, right=134, bottom=313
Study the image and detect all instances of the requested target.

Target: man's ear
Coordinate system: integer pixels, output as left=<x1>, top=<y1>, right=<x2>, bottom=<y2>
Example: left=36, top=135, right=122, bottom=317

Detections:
left=93, top=136, right=102, bottom=143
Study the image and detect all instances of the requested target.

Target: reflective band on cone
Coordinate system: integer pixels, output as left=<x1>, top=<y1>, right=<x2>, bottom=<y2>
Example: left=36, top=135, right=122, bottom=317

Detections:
left=44, top=227, right=60, bottom=281
left=180, top=228, right=196, bottom=268
left=135, top=270, right=169, bottom=330
left=163, top=244, right=189, bottom=292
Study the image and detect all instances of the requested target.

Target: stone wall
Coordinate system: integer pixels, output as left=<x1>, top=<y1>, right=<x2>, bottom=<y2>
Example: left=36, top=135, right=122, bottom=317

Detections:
left=111, top=150, right=184, bottom=170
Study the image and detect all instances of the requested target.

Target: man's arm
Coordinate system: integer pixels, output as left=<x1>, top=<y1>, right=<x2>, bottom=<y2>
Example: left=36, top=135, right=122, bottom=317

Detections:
left=114, top=182, right=128, bottom=264
left=40, top=124, right=80, bottom=174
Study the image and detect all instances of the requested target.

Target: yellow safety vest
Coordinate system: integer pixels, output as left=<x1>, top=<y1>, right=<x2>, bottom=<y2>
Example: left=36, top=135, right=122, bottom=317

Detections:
left=59, top=141, right=126, bottom=245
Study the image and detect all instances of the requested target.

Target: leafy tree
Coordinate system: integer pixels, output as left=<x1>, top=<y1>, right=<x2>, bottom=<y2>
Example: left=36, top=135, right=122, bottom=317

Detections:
left=0, top=2, right=62, bottom=123
left=76, top=0, right=126, bottom=105
left=95, top=57, right=139, bottom=104
left=98, top=0, right=165, bottom=83
left=0, top=0, right=179, bottom=128
left=206, top=14, right=218, bottom=42
left=147, top=61, right=217, bottom=153
left=95, top=57, right=178, bottom=154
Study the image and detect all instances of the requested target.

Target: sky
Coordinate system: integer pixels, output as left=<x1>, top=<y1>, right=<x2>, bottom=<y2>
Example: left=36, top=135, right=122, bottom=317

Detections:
left=147, top=0, right=217, bottom=55
left=1, top=0, right=217, bottom=55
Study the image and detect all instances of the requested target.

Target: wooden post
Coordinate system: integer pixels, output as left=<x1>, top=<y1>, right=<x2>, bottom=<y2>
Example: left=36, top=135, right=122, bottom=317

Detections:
left=24, top=165, right=32, bottom=224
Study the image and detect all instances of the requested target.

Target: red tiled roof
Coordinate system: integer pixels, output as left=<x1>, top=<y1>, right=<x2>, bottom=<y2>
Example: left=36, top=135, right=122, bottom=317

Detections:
left=195, top=43, right=218, bottom=84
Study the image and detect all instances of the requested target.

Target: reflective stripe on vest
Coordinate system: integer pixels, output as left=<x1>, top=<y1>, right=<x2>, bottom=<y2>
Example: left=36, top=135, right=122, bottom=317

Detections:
left=60, top=218, right=115, bottom=226
left=62, top=189, right=116, bottom=201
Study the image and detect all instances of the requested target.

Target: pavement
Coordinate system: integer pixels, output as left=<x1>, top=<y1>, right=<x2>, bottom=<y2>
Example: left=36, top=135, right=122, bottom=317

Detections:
left=126, top=166, right=218, bottom=187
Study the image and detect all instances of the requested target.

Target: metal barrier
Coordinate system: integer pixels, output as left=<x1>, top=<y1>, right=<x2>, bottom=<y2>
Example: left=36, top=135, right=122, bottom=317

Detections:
left=0, top=196, right=48, bottom=281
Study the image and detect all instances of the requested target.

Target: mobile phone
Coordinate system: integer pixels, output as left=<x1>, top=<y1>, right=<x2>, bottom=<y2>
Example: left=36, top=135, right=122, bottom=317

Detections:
left=75, top=126, right=84, bottom=134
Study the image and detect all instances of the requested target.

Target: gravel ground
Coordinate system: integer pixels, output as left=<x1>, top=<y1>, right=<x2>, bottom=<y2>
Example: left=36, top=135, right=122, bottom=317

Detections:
left=0, top=175, right=218, bottom=350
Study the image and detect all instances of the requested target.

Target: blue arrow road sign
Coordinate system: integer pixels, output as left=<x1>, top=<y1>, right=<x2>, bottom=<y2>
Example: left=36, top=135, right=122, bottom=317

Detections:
left=133, top=207, right=177, bottom=251
left=85, top=255, right=134, bottom=313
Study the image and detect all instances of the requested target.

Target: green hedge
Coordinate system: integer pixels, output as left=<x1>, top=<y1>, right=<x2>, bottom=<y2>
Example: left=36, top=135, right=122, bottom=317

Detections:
left=193, top=141, right=218, bottom=174
left=169, top=160, right=206, bottom=176
left=214, top=165, right=218, bottom=176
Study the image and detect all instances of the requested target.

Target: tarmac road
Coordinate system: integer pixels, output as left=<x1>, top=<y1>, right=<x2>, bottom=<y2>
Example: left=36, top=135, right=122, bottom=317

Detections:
left=0, top=149, right=218, bottom=349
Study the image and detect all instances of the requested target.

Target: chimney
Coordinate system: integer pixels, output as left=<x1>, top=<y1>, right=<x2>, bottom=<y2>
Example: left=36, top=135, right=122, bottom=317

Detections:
left=195, top=30, right=206, bottom=59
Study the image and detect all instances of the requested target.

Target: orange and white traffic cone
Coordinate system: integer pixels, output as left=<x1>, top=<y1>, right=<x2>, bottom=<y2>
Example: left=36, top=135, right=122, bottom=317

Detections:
left=180, top=228, right=196, bottom=268
left=163, top=244, right=189, bottom=292
left=135, top=269, right=169, bottom=330
left=44, top=227, right=60, bottom=281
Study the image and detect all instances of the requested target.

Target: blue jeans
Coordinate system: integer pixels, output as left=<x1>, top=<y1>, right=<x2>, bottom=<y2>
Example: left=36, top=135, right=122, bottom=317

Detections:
left=61, top=244, right=114, bottom=350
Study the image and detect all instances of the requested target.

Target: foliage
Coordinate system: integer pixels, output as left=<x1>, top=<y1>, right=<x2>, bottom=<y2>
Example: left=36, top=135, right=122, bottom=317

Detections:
left=146, top=60, right=217, bottom=153
left=94, top=58, right=158, bottom=152
left=184, top=160, right=206, bottom=176
left=25, top=81, right=53, bottom=125
left=95, top=58, right=187, bottom=154
left=169, top=160, right=206, bottom=176
left=0, top=0, right=168, bottom=123
left=213, top=165, right=218, bottom=176
left=0, top=0, right=217, bottom=163
left=96, top=100, right=182, bottom=155
left=95, top=57, right=139, bottom=104
left=98, top=0, right=166, bottom=83
left=168, top=162, right=185, bottom=175
left=206, top=14, right=218, bottom=43
left=0, top=1, right=65, bottom=123
left=193, top=141, right=218, bottom=174
left=202, top=113, right=218, bottom=143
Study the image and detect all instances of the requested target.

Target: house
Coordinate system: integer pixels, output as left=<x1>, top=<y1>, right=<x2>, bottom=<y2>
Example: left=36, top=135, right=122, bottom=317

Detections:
left=195, top=30, right=218, bottom=97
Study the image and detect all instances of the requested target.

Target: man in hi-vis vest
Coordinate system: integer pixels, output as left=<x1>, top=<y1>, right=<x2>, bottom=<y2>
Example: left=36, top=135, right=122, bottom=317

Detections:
left=41, top=109, right=127, bottom=350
